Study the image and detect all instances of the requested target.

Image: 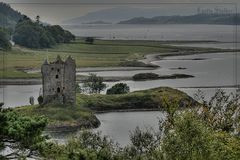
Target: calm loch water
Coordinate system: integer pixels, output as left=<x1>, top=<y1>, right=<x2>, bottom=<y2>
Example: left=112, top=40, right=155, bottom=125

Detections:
left=63, top=24, right=240, bottom=42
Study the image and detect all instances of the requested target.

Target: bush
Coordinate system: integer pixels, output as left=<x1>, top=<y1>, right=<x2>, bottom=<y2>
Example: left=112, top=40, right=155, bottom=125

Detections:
left=75, top=83, right=82, bottom=93
left=85, top=37, right=94, bottom=44
left=38, top=95, right=43, bottom=105
left=106, top=83, right=130, bottom=95
left=0, top=109, right=47, bottom=159
left=29, top=96, right=34, bottom=105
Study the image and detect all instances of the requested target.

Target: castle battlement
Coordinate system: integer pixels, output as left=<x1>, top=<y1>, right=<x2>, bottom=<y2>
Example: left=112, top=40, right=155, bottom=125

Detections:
left=41, top=55, right=76, bottom=105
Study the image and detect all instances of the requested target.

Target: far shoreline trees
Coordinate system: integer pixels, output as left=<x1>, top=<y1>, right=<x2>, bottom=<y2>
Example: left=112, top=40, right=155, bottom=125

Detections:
left=85, top=37, right=94, bottom=44
left=13, top=15, right=75, bottom=49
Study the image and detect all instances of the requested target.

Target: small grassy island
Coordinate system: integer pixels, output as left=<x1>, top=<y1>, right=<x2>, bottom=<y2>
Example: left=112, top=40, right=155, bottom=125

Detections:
left=15, top=87, right=197, bottom=132
left=15, top=104, right=100, bottom=132
left=132, top=73, right=194, bottom=81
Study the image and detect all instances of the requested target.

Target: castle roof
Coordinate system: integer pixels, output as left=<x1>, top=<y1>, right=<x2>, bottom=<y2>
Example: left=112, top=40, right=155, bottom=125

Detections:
left=54, top=55, right=64, bottom=64
left=43, top=59, right=48, bottom=65
left=65, top=56, right=75, bottom=64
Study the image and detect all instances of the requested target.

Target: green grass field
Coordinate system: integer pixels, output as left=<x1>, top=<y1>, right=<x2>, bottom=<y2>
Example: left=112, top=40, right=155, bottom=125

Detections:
left=0, top=38, right=229, bottom=78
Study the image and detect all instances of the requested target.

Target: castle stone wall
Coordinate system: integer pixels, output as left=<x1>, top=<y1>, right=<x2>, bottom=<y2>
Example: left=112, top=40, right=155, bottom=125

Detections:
left=41, top=56, right=76, bottom=105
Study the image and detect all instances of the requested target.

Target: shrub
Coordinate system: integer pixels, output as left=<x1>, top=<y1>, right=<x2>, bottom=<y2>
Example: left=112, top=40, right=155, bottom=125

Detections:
left=29, top=96, right=34, bottom=105
left=38, top=95, right=43, bottom=105
left=106, top=83, right=130, bottom=95
left=85, top=37, right=94, bottom=44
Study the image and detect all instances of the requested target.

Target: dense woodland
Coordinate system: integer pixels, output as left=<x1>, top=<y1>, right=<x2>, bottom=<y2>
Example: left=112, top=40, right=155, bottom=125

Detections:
left=0, top=2, right=75, bottom=49
left=0, top=2, right=23, bottom=28
left=13, top=16, right=75, bottom=48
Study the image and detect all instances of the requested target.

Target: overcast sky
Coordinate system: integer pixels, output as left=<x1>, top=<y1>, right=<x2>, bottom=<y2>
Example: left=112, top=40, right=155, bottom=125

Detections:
left=1, top=0, right=239, bottom=24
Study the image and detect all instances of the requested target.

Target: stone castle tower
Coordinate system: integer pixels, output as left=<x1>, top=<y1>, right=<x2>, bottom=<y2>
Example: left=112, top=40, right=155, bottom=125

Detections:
left=41, top=55, right=76, bottom=105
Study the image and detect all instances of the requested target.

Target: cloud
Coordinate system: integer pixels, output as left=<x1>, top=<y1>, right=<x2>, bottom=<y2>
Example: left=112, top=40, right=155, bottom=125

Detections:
left=2, top=0, right=238, bottom=24
left=2, top=0, right=239, bottom=4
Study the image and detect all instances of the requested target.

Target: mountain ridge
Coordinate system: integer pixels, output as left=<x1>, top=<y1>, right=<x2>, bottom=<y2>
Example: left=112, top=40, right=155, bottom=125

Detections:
left=61, top=7, right=195, bottom=24
left=118, top=14, right=240, bottom=25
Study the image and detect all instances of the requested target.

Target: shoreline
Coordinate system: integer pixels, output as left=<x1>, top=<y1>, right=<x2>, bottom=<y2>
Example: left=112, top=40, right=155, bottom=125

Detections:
left=45, top=118, right=101, bottom=133
left=0, top=50, right=236, bottom=85
left=0, top=54, right=160, bottom=85
left=95, top=108, right=161, bottom=114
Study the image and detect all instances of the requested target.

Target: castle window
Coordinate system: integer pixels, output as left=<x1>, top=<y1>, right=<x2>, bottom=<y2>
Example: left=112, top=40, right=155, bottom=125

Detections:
left=57, top=87, right=60, bottom=93
left=51, top=67, right=54, bottom=70
left=57, top=69, right=60, bottom=72
left=56, top=75, right=59, bottom=79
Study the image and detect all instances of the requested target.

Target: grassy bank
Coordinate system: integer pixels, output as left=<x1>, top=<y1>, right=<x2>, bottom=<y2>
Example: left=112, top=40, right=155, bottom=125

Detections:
left=15, top=104, right=100, bottom=131
left=0, top=38, right=231, bottom=79
left=77, top=87, right=197, bottom=112
left=14, top=87, right=196, bottom=131
left=132, top=73, right=194, bottom=81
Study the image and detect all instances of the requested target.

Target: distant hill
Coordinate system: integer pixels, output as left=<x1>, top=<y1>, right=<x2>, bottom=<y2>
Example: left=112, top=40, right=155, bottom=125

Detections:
left=0, top=2, right=75, bottom=49
left=119, top=14, right=240, bottom=25
left=82, top=21, right=112, bottom=24
left=61, top=7, right=195, bottom=24
left=0, top=2, right=23, bottom=28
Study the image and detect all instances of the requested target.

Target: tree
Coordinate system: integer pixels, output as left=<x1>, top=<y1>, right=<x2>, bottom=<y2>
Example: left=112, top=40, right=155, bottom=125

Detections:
left=0, top=102, right=4, bottom=109
left=13, top=17, right=75, bottom=49
left=194, top=89, right=240, bottom=134
left=106, top=83, right=130, bottom=95
left=36, top=15, right=40, bottom=24
left=45, top=25, right=75, bottom=43
left=0, top=27, right=11, bottom=50
left=29, top=96, right=34, bottom=105
left=39, top=131, right=119, bottom=160
left=85, top=37, right=94, bottom=44
left=161, top=112, right=212, bottom=160
left=0, top=2, right=23, bottom=28
left=82, top=74, right=106, bottom=94
left=0, top=109, right=47, bottom=159
left=76, top=83, right=82, bottom=93
left=13, top=20, right=44, bottom=48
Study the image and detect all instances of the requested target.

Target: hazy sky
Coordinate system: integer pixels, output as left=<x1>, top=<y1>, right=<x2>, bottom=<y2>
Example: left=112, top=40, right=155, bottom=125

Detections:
left=1, top=0, right=239, bottom=24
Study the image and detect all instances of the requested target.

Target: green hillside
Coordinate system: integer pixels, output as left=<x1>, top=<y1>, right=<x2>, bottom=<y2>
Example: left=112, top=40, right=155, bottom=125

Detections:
left=0, top=2, right=23, bottom=28
left=119, top=14, right=240, bottom=25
